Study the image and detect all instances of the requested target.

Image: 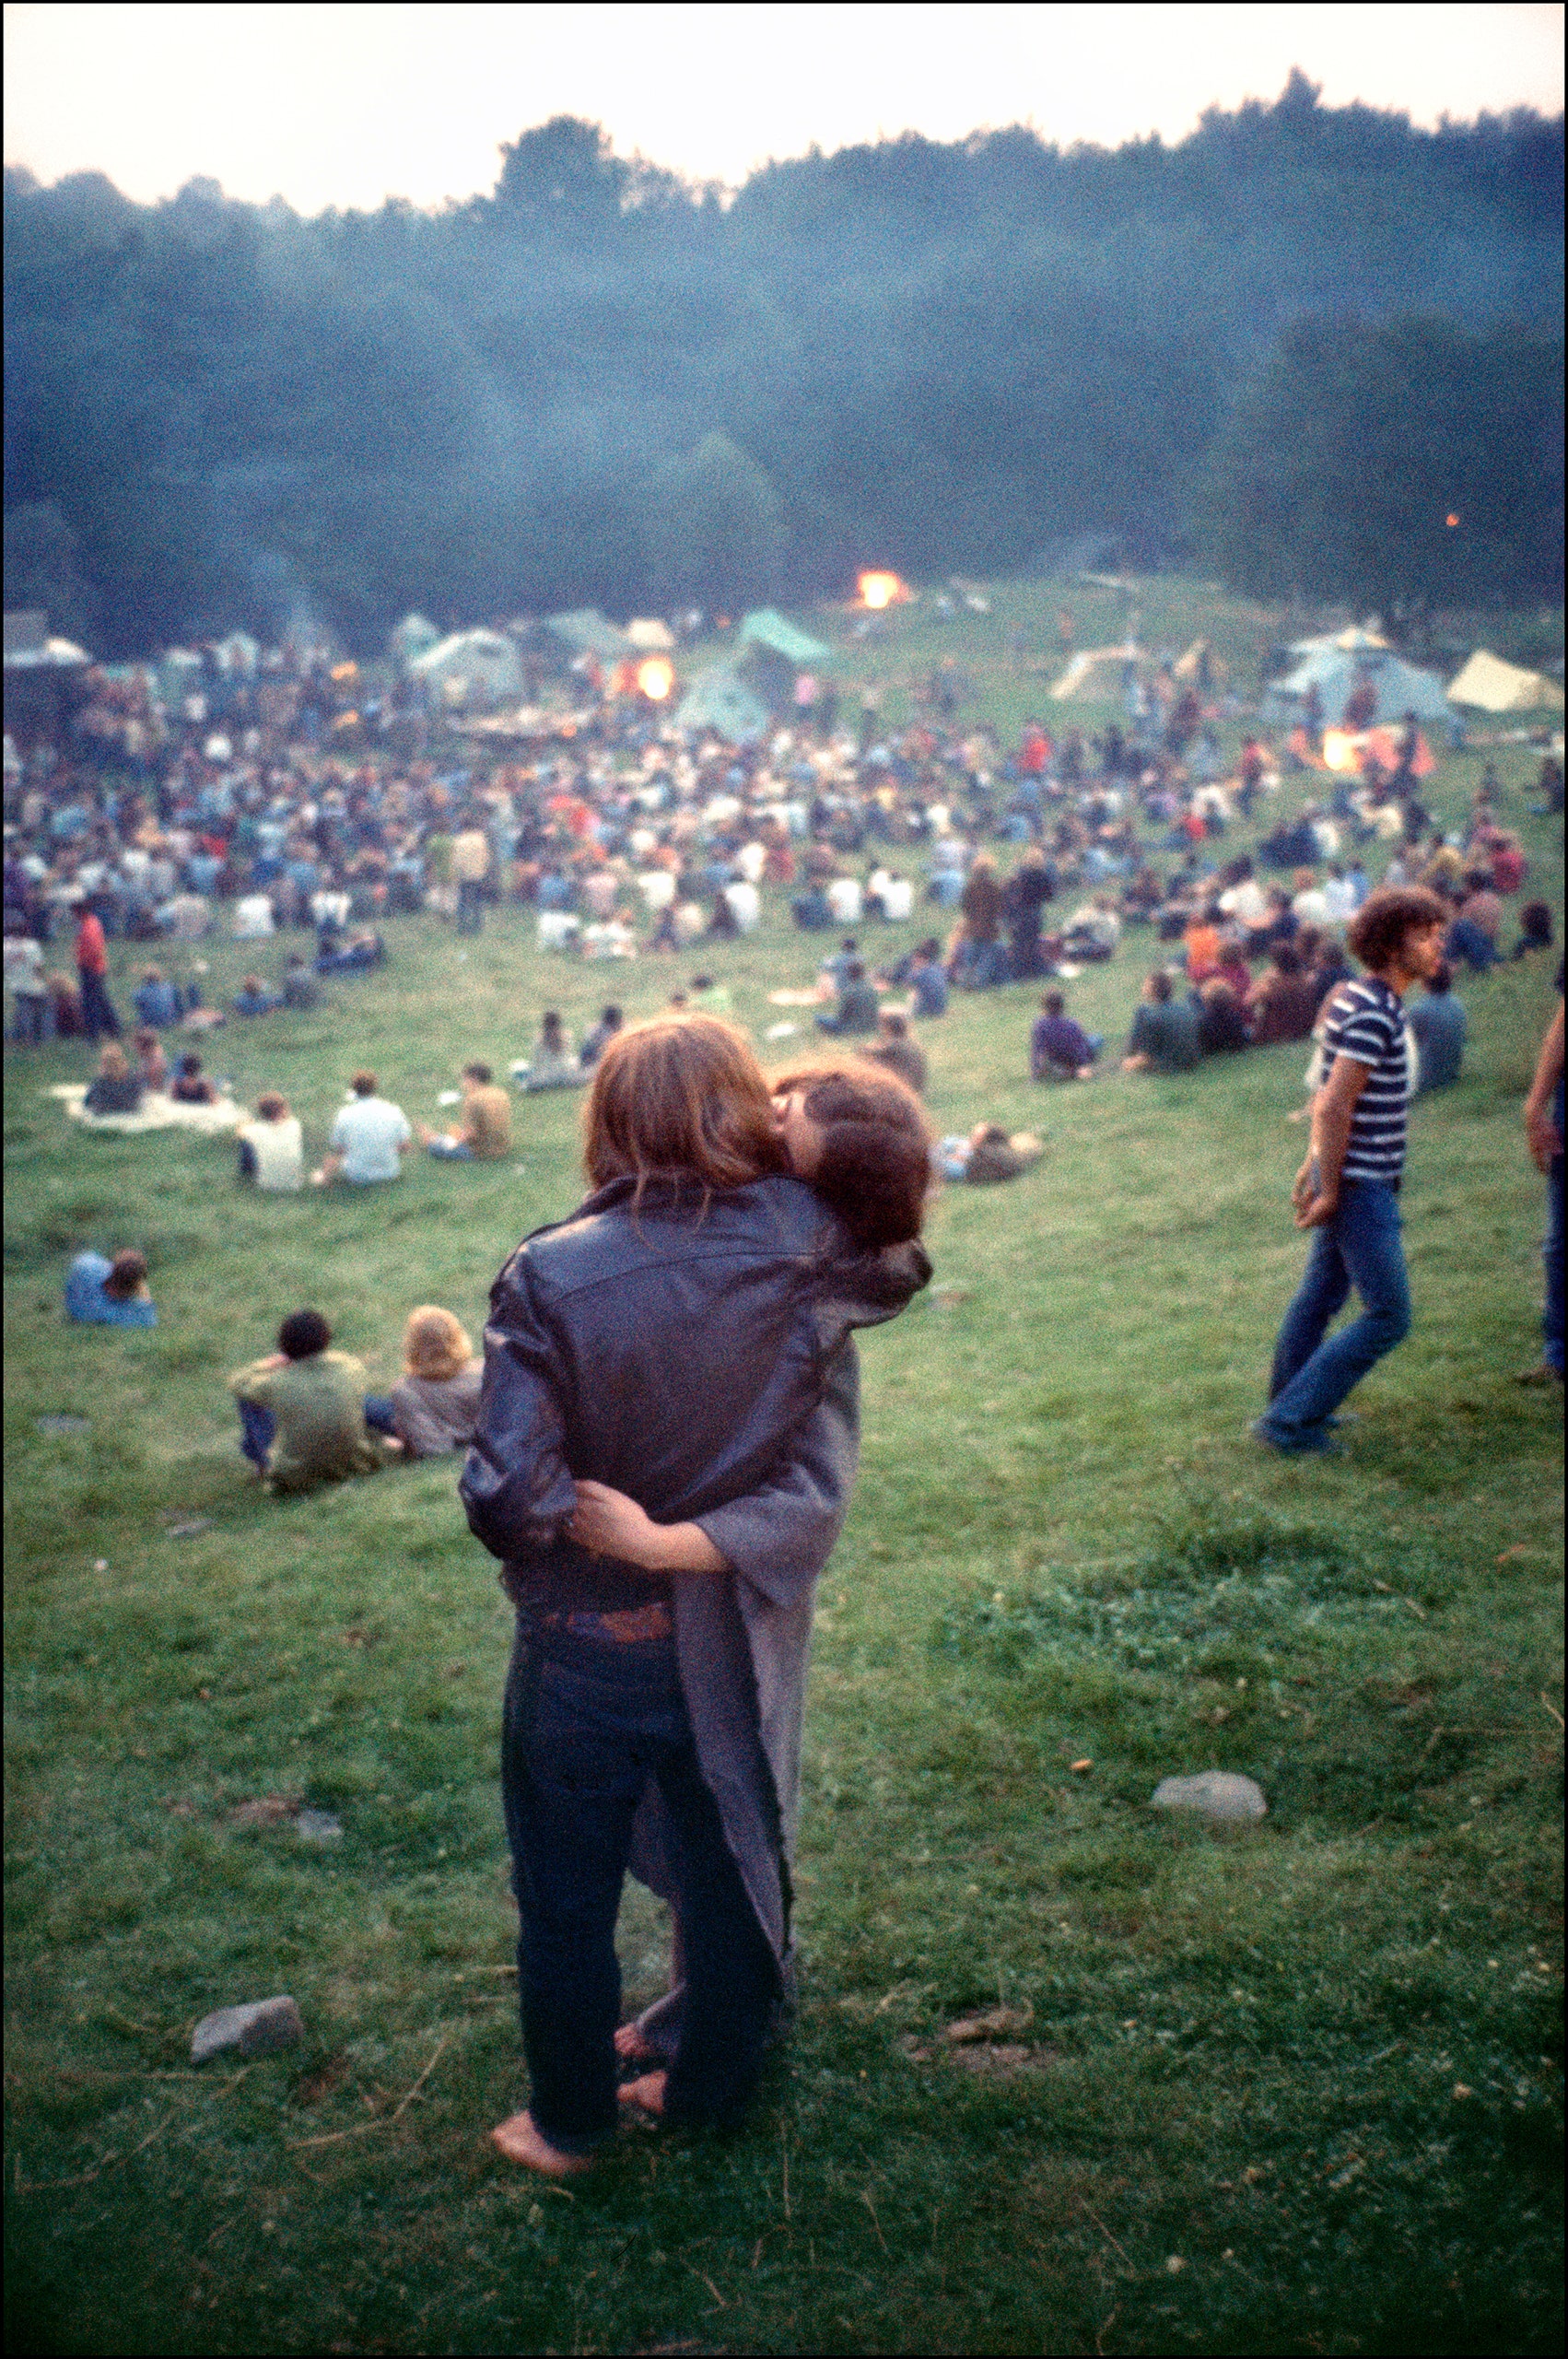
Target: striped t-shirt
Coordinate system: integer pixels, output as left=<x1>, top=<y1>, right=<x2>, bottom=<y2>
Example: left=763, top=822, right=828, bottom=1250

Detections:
left=1320, top=973, right=1410, bottom=1182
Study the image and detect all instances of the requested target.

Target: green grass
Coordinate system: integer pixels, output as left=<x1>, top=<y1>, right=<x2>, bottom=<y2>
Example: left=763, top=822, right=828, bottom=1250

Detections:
left=5, top=582, right=1563, bottom=2354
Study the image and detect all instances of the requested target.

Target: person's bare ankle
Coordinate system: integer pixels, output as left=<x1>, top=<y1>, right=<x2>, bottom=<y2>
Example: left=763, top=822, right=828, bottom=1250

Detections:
left=490, top=2109, right=597, bottom=2175
left=617, top=2071, right=668, bottom=2118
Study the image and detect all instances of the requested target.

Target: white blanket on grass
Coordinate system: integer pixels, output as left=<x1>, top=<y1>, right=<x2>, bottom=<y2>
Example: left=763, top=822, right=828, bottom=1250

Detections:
left=49, top=1085, right=244, bottom=1135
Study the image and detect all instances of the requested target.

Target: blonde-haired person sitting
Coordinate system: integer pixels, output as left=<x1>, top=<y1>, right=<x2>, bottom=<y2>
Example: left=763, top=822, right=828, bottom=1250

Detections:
left=380, top=1306, right=483, bottom=1459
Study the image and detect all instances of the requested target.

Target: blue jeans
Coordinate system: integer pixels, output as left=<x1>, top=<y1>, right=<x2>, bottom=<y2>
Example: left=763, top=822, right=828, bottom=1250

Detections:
left=1544, top=1153, right=1564, bottom=1375
left=426, top=1136, right=474, bottom=1159
left=500, top=1614, right=779, bottom=2154
left=456, top=877, right=485, bottom=933
left=78, top=968, right=122, bottom=1042
left=1258, top=1180, right=1411, bottom=1447
left=12, top=994, right=46, bottom=1043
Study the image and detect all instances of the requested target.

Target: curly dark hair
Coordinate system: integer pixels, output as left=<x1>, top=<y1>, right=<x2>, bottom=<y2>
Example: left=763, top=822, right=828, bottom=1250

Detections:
left=1347, top=887, right=1448, bottom=972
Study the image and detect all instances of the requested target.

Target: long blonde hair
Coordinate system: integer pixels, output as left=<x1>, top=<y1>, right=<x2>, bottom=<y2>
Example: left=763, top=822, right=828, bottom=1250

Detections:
left=403, top=1305, right=473, bottom=1380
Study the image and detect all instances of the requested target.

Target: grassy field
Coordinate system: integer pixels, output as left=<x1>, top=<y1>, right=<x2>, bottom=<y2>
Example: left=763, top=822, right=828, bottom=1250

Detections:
left=5, top=609, right=1563, bottom=2355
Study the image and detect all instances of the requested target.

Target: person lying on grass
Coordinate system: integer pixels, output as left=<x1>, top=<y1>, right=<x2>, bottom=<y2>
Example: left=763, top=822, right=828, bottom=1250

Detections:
left=460, top=1023, right=930, bottom=2177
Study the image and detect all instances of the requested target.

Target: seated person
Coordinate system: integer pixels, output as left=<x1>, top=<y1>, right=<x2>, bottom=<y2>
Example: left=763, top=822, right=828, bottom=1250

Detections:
left=863, top=1008, right=928, bottom=1095
left=1407, top=961, right=1466, bottom=1093
left=132, top=1027, right=169, bottom=1092
left=233, top=973, right=282, bottom=1017
left=906, top=939, right=950, bottom=1017
left=1181, top=908, right=1223, bottom=983
left=169, top=1051, right=218, bottom=1105
left=419, top=1061, right=513, bottom=1159
left=790, top=884, right=834, bottom=930
left=64, top=1246, right=157, bottom=1327
left=84, top=1043, right=146, bottom=1115
left=228, top=1308, right=383, bottom=1493
left=815, top=957, right=881, bottom=1035
left=281, top=953, right=322, bottom=1010
left=819, top=936, right=863, bottom=994
left=936, top=1122, right=1044, bottom=1184
left=1511, top=901, right=1554, bottom=960
left=315, top=928, right=384, bottom=975
left=1061, top=895, right=1120, bottom=963
left=47, top=973, right=86, bottom=1037
left=380, top=1306, right=485, bottom=1458
left=1246, top=942, right=1320, bottom=1045
left=579, top=1005, right=624, bottom=1069
left=1031, top=989, right=1101, bottom=1082
left=512, top=1011, right=583, bottom=1091
left=238, top=1091, right=304, bottom=1191
left=688, top=974, right=732, bottom=1016
left=1121, top=969, right=1202, bottom=1074
left=1197, top=978, right=1251, bottom=1055
left=313, top=1068, right=411, bottom=1183
left=133, top=966, right=180, bottom=1028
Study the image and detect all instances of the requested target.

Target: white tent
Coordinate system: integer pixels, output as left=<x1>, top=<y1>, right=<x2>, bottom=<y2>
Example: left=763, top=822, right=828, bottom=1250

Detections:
left=408, top=628, right=522, bottom=705
left=626, top=617, right=676, bottom=651
left=1445, top=648, right=1565, bottom=714
left=1049, top=644, right=1141, bottom=700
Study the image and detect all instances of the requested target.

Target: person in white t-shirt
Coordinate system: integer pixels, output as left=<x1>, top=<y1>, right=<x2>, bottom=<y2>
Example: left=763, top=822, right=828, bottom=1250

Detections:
left=238, top=1091, right=305, bottom=1191
left=312, top=1070, right=411, bottom=1186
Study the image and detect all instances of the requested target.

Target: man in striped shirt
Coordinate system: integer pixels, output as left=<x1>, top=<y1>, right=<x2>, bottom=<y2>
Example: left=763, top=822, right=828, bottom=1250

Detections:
left=1254, top=888, right=1447, bottom=1455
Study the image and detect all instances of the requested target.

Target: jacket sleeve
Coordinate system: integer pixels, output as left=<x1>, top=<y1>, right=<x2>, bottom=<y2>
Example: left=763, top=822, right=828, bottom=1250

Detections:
left=458, top=1258, right=579, bottom=1561
left=693, top=1343, right=860, bottom=1610
left=810, top=1235, right=932, bottom=1356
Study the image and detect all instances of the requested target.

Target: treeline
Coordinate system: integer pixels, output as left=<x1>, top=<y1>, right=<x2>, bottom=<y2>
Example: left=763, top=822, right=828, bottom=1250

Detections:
left=4, top=73, right=1562, bottom=655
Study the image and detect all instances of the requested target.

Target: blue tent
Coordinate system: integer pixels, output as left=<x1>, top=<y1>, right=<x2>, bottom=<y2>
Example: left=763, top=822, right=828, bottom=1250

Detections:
left=1263, top=647, right=1447, bottom=727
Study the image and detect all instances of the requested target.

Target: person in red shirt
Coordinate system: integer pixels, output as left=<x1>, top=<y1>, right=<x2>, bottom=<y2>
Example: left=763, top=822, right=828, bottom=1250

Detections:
left=73, top=903, right=122, bottom=1042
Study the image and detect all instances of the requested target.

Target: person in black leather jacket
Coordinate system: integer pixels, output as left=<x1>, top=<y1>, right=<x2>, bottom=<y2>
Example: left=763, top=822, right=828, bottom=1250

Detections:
left=462, top=1016, right=929, bottom=2177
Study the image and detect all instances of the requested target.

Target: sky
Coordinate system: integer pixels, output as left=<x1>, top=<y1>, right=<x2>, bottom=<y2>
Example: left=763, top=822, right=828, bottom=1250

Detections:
left=5, top=1, right=1563, bottom=214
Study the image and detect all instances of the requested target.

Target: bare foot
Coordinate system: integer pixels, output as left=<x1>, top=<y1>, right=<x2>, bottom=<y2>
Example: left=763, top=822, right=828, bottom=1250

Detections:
left=614, top=2021, right=661, bottom=2065
left=617, top=2071, right=668, bottom=2118
left=490, top=2109, right=597, bottom=2176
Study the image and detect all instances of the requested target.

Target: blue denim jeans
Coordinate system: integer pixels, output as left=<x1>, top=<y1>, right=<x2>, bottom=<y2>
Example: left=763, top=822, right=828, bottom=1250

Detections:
left=1258, top=1180, right=1411, bottom=1447
left=426, top=1136, right=474, bottom=1159
left=500, top=1614, right=779, bottom=2154
left=455, top=877, right=485, bottom=933
left=1544, top=1153, right=1564, bottom=1375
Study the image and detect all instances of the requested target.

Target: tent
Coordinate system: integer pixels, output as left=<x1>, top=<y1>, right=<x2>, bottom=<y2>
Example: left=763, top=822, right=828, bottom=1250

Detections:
left=676, top=665, right=771, bottom=741
left=1288, top=625, right=1392, bottom=656
left=738, top=609, right=832, bottom=665
left=389, top=612, right=441, bottom=666
left=626, top=617, right=676, bottom=651
left=1445, top=648, right=1565, bottom=714
left=1048, top=644, right=1141, bottom=700
left=408, top=628, right=523, bottom=705
left=545, top=609, right=636, bottom=663
left=1262, top=647, right=1447, bottom=727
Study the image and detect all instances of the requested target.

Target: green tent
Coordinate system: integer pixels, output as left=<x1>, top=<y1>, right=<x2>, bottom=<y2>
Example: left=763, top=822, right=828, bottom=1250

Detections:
left=545, top=609, right=636, bottom=663
left=676, top=665, right=771, bottom=740
left=738, top=608, right=833, bottom=665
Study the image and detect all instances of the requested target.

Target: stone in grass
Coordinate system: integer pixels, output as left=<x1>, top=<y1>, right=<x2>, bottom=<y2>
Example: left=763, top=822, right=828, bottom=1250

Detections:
left=1152, top=1771, right=1267, bottom=1825
left=192, top=1995, right=304, bottom=2064
left=296, top=1810, right=344, bottom=1846
left=945, top=2003, right=1034, bottom=2044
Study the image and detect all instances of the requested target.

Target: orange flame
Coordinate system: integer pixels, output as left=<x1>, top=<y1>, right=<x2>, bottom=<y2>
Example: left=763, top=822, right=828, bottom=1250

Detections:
left=636, top=656, right=674, bottom=701
left=858, top=570, right=905, bottom=610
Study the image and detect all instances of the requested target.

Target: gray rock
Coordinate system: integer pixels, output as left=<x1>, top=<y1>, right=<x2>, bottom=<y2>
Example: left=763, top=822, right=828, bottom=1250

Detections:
left=296, top=1810, right=343, bottom=1846
left=191, top=1995, right=304, bottom=2063
left=1152, top=1771, right=1267, bottom=1823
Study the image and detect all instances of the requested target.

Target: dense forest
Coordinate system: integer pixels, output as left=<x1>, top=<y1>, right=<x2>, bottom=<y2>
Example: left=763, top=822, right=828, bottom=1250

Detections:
left=4, top=72, right=1562, bottom=656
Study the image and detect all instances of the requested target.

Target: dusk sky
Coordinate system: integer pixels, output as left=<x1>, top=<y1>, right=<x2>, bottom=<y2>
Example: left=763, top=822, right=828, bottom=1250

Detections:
left=6, top=2, right=1564, bottom=214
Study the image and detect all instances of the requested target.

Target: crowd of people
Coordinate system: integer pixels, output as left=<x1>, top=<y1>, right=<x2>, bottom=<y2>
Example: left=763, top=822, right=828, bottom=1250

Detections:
left=20, top=621, right=1564, bottom=2186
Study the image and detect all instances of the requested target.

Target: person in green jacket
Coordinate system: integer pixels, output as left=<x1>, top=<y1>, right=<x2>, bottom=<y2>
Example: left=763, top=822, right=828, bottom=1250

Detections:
left=229, top=1309, right=383, bottom=1493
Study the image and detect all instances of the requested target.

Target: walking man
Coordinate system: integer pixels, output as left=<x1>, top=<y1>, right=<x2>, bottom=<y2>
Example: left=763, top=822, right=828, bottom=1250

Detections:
left=451, top=815, right=491, bottom=936
left=1254, top=888, right=1446, bottom=1455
